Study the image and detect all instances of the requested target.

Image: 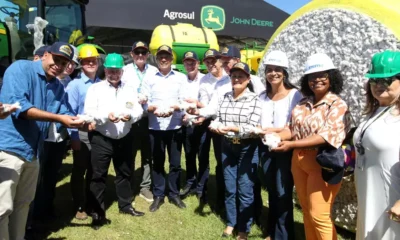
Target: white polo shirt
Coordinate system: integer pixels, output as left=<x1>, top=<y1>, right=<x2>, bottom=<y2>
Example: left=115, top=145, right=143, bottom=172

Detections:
left=121, top=63, right=158, bottom=93
left=84, top=80, right=143, bottom=139
left=198, top=70, right=228, bottom=105
left=186, top=72, right=205, bottom=100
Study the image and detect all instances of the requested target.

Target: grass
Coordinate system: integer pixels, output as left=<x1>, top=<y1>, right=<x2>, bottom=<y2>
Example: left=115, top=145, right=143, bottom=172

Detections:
left=33, top=148, right=355, bottom=240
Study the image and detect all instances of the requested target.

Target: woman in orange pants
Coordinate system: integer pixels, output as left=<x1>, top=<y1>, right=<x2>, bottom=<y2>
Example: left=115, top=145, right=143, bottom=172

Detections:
left=273, top=53, right=348, bottom=240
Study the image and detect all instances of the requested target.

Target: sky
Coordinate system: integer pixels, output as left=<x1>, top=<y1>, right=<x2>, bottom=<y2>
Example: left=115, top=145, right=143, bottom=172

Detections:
left=265, top=0, right=312, bottom=14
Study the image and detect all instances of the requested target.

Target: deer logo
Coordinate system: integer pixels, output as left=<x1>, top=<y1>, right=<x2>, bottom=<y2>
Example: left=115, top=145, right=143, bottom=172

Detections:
left=201, top=5, right=225, bottom=31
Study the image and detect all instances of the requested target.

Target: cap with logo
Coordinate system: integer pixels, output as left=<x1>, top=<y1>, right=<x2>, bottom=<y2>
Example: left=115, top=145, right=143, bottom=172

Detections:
left=34, top=45, right=50, bottom=57
left=69, top=45, right=79, bottom=65
left=48, top=42, right=73, bottom=61
left=220, top=46, right=241, bottom=59
left=229, top=62, right=250, bottom=76
left=263, top=50, right=289, bottom=69
left=182, top=51, right=199, bottom=62
left=156, top=45, right=173, bottom=55
left=132, top=41, right=149, bottom=52
left=316, top=146, right=345, bottom=185
left=103, top=53, right=124, bottom=69
left=304, top=53, right=336, bottom=75
left=203, top=49, right=220, bottom=61
left=365, top=50, right=400, bottom=78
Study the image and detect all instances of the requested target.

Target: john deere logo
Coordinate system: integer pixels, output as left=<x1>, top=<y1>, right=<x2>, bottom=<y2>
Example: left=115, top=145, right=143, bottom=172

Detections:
left=201, top=5, right=225, bottom=31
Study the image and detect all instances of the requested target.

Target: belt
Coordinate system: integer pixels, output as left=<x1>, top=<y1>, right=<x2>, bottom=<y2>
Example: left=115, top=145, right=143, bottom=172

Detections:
left=224, top=137, right=253, bottom=145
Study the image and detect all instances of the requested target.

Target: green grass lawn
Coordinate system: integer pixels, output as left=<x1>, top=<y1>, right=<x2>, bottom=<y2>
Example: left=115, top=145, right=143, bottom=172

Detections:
left=33, top=149, right=355, bottom=240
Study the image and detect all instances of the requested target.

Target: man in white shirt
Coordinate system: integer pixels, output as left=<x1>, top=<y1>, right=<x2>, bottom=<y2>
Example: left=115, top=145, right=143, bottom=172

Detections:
left=179, top=51, right=208, bottom=203
left=121, top=41, right=157, bottom=203
left=84, top=53, right=145, bottom=230
left=141, top=45, right=187, bottom=212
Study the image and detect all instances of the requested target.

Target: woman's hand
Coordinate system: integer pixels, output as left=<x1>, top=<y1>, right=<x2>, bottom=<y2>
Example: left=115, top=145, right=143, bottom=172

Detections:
left=273, top=141, right=294, bottom=152
left=216, top=126, right=230, bottom=135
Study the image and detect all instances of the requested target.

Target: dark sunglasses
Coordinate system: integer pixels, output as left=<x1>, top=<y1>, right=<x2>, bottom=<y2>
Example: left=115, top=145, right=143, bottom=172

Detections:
left=369, top=77, right=395, bottom=87
left=133, top=50, right=148, bottom=55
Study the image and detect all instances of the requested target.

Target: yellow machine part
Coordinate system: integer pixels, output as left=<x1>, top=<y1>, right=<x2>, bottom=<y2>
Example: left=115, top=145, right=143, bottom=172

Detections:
left=262, top=0, right=400, bottom=55
left=240, top=49, right=263, bottom=73
left=149, top=23, right=219, bottom=63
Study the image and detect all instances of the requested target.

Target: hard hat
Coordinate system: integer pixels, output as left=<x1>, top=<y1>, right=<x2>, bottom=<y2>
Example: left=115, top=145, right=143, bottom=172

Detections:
left=304, top=53, right=336, bottom=75
left=365, top=50, right=400, bottom=78
left=69, top=45, right=79, bottom=65
left=263, top=50, right=289, bottom=68
left=78, top=44, right=100, bottom=59
left=103, top=53, right=124, bottom=69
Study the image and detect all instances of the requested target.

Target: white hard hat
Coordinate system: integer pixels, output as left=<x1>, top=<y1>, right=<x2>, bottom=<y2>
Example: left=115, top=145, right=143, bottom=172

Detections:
left=304, top=53, right=336, bottom=75
left=70, top=45, right=79, bottom=65
left=263, top=50, right=289, bottom=69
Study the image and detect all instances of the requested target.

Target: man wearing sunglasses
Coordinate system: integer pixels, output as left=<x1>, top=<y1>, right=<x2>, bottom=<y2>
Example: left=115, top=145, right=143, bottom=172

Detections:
left=0, top=42, right=87, bottom=240
left=121, top=41, right=157, bottom=204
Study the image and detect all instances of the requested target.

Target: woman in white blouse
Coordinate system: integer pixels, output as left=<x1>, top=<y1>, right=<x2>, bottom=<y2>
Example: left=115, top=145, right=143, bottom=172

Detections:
left=354, top=50, right=400, bottom=240
left=258, top=51, right=302, bottom=240
left=189, top=62, right=262, bottom=240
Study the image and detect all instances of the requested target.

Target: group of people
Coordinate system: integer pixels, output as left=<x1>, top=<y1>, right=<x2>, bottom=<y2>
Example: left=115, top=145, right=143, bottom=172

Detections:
left=0, top=38, right=400, bottom=240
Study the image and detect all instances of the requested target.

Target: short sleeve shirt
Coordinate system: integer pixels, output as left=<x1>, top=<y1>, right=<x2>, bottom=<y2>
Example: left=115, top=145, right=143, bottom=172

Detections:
left=290, top=92, right=348, bottom=148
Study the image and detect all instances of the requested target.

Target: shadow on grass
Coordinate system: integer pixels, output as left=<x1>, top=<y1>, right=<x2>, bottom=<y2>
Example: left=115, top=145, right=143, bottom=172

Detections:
left=32, top=162, right=143, bottom=240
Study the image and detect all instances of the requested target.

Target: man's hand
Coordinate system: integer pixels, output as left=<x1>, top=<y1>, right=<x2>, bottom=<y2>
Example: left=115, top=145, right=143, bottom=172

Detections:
left=273, top=141, right=294, bottom=152
left=193, top=116, right=206, bottom=126
left=80, top=122, right=96, bottom=132
left=171, top=105, right=180, bottom=112
left=108, top=113, right=120, bottom=123
left=388, top=200, right=400, bottom=223
left=0, top=103, right=18, bottom=119
left=120, top=114, right=131, bottom=122
left=147, top=105, right=157, bottom=113
left=71, top=139, right=81, bottom=151
left=57, top=115, right=85, bottom=128
left=187, top=108, right=200, bottom=115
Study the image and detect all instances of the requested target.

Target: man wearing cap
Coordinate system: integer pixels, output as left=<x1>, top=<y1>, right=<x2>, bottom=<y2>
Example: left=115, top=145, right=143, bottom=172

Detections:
left=121, top=41, right=157, bottom=203
left=0, top=42, right=87, bottom=240
left=66, top=44, right=101, bottom=220
left=219, top=46, right=265, bottom=95
left=85, top=53, right=145, bottom=229
left=141, top=45, right=188, bottom=212
left=179, top=51, right=208, bottom=202
left=28, top=44, right=80, bottom=226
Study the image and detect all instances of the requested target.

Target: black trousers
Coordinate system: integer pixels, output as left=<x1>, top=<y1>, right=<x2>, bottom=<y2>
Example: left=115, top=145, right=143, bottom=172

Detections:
left=89, top=131, right=134, bottom=217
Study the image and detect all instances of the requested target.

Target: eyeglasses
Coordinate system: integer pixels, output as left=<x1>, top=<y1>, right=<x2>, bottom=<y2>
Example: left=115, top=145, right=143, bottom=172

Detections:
left=308, top=72, right=329, bottom=81
left=133, top=50, right=148, bottom=55
left=369, top=77, right=395, bottom=87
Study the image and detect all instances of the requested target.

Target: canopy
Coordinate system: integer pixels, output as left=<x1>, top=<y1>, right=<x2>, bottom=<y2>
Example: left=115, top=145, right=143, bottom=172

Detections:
left=85, top=0, right=289, bottom=39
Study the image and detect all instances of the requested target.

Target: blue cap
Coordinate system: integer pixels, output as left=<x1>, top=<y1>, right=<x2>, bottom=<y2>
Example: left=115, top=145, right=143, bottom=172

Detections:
left=203, top=49, right=220, bottom=61
left=131, top=41, right=149, bottom=51
left=182, top=51, right=199, bottom=61
left=230, top=62, right=250, bottom=75
left=221, top=46, right=241, bottom=58
left=34, top=45, right=50, bottom=57
left=48, top=42, right=73, bottom=61
left=156, top=45, right=173, bottom=55
left=316, top=146, right=345, bottom=185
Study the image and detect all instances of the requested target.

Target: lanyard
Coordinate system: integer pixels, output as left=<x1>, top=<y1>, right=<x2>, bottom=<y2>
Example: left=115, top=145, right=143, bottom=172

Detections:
left=135, top=64, right=146, bottom=92
left=356, top=105, right=393, bottom=154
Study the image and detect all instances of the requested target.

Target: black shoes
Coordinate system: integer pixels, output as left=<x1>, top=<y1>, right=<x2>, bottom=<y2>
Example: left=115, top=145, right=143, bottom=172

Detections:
left=149, top=197, right=165, bottom=212
left=91, top=213, right=111, bottom=230
left=179, top=184, right=196, bottom=198
left=119, top=207, right=145, bottom=217
left=169, top=196, right=186, bottom=209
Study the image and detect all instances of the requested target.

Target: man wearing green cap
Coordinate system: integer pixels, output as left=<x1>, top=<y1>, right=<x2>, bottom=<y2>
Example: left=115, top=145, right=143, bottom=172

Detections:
left=84, top=53, right=145, bottom=230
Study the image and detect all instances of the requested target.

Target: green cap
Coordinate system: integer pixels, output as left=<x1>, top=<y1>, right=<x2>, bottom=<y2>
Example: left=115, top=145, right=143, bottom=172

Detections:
left=104, top=53, right=124, bottom=69
left=365, top=50, right=400, bottom=78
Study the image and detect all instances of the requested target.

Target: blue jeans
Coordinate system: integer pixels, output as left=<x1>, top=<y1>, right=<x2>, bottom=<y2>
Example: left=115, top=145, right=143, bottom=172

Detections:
left=182, top=124, right=209, bottom=195
left=222, top=138, right=258, bottom=233
left=149, top=129, right=183, bottom=198
left=259, top=144, right=294, bottom=240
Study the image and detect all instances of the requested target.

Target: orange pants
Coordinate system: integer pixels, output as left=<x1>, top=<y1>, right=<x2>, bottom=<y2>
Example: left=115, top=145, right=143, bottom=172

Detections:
left=291, top=149, right=342, bottom=240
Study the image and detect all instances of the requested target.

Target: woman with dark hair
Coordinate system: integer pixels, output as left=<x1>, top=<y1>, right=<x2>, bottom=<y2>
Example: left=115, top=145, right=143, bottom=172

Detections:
left=354, top=50, right=400, bottom=239
left=189, top=62, right=262, bottom=240
left=258, top=50, right=302, bottom=240
left=273, top=53, right=348, bottom=240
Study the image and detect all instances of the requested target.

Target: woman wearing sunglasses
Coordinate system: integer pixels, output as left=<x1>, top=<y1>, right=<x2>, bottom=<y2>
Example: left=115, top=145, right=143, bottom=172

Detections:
left=273, top=53, right=348, bottom=240
left=354, top=50, right=400, bottom=239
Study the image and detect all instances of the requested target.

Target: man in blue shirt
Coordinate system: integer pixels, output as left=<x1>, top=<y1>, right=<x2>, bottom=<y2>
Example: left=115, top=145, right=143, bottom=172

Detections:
left=141, top=45, right=188, bottom=212
left=66, top=44, right=101, bottom=220
left=0, top=42, right=86, bottom=240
